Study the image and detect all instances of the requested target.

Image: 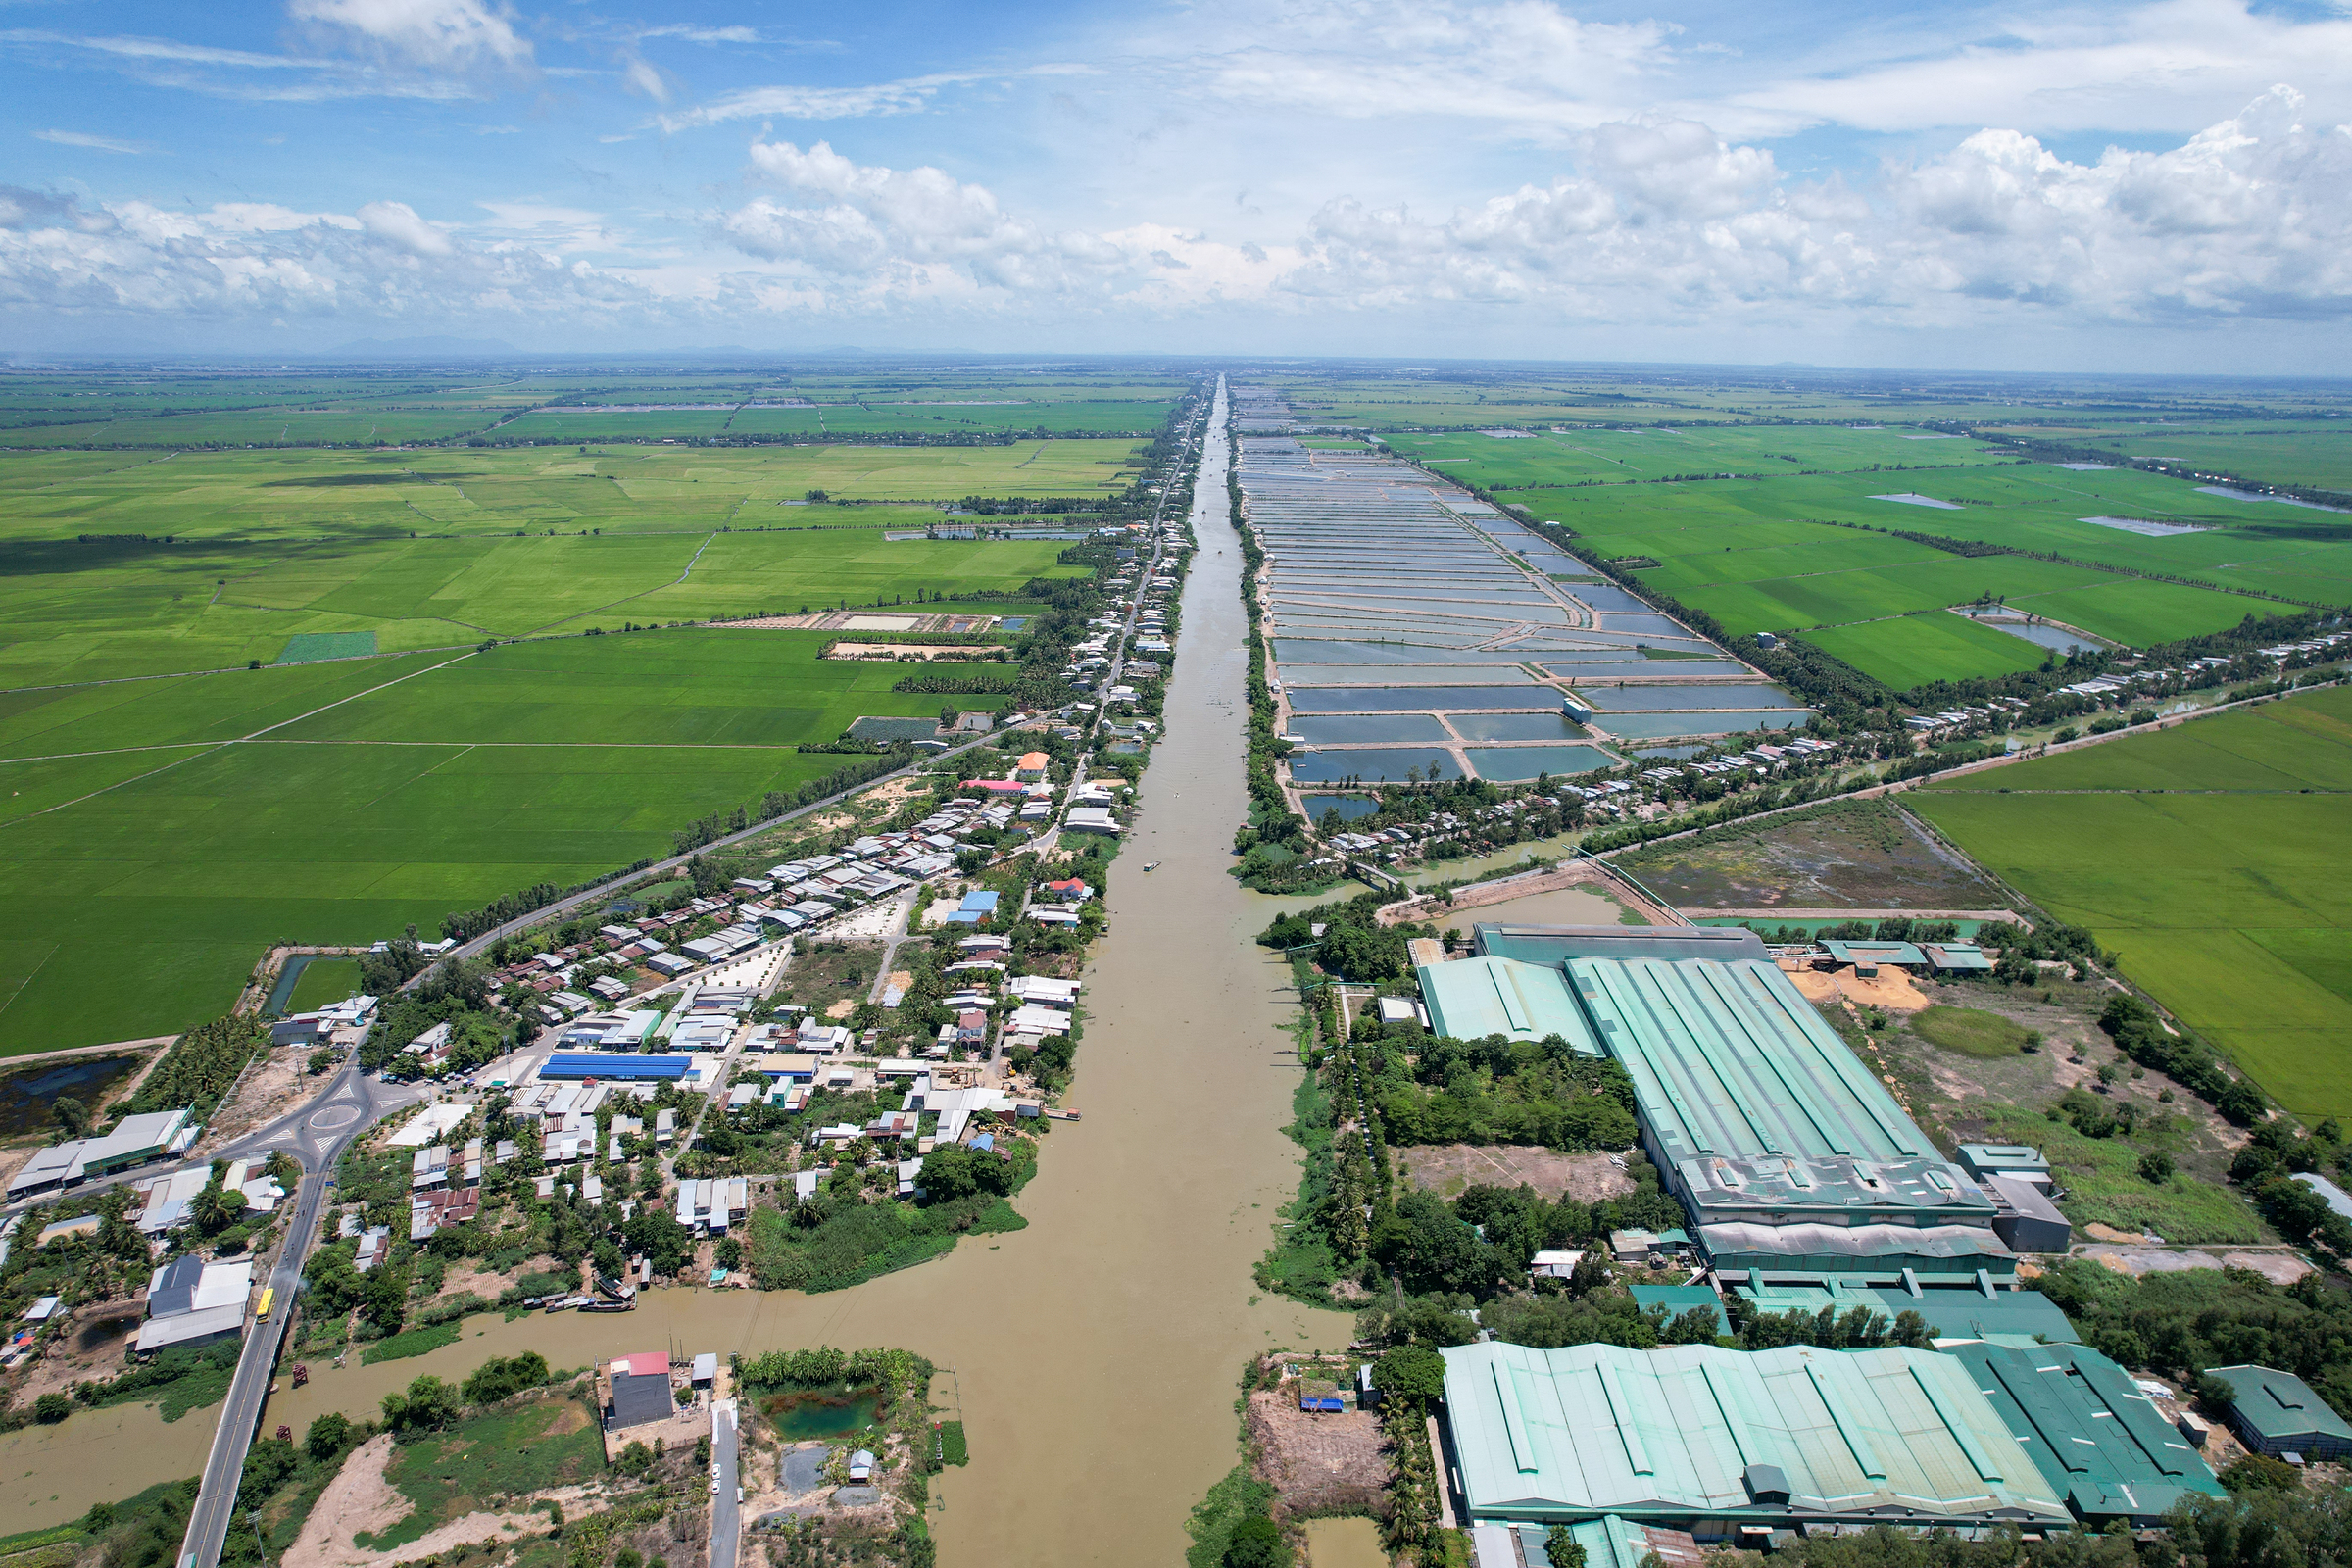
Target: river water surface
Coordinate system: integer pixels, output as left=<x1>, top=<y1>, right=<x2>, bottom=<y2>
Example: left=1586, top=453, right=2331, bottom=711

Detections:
left=2, top=379, right=1352, bottom=1563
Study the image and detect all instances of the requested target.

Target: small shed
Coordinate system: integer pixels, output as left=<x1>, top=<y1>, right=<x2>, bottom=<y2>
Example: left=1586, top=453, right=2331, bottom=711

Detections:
left=2206, top=1365, right=2352, bottom=1461
left=691, top=1352, right=717, bottom=1387
left=848, top=1448, right=875, bottom=1483
left=1628, top=1284, right=1728, bottom=1338
left=1984, top=1173, right=2073, bottom=1254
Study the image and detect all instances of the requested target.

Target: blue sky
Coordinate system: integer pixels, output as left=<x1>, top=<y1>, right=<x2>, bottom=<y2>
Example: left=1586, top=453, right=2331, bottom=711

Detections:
left=4, top=0, right=2350, bottom=368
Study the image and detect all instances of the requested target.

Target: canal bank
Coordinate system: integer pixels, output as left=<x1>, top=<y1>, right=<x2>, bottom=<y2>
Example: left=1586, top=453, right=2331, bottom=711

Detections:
left=4, top=378, right=1353, bottom=1563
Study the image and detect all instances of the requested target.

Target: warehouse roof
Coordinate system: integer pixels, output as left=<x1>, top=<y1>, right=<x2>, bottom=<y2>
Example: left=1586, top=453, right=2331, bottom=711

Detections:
left=1440, top=1341, right=2067, bottom=1528
left=1821, top=940, right=1926, bottom=968
left=1628, top=1284, right=1729, bottom=1338
left=1474, top=924, right=1766, bottom=965
left=1942, top=1341, right=2225, bottom=1522
left=1738, top=1282, right=2076, bottom=1346
left=1418, top=956, right=1601, bottom=1048
left=544, top=1054, right=690, bottom=1081
left=1703, top=1222, right=2013, bottom=1284
left=1567, top=956, right=1994, bottom=1231
left=2206, top=1365, right=2352, bottom=1446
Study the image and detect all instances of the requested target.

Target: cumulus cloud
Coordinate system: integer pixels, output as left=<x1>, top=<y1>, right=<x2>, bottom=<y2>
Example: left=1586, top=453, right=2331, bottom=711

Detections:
left=1283, top=89, right=2352, bottom=325
left=2, top=90, right=2346, bottom=338
left=716, top=139, right=1294, bottom=310
left=287, top=0, right=531, bottom=73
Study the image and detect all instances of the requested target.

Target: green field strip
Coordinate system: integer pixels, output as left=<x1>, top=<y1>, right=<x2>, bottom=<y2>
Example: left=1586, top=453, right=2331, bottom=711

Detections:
left=0, top=651, right=456, bottom=760
left=1912, top=687, right=2352, bottom=1117
left=1799, top=612, right=2048, bottom=688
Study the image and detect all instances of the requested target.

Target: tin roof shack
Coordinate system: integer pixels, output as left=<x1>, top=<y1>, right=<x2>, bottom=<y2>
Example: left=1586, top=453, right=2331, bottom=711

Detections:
left=1941, top=1340, right=2225, bottom=1525
left=2205, top=1366, right=2352, bottom=1462
left=1983, top=1174, right=2072, bottom=1255
left=1436, top=1341, right=2069, bottom=1538
left=136, top=1255, right=252, bottom=1355
left=1819, top=940, right=1927, bottom=972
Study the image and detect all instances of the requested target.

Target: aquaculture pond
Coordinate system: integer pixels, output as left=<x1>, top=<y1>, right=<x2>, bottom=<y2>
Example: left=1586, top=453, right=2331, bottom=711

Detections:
left=1288, top=713, right=1453, bottom=745
left=0, top=1054, right=140, bottom=1139
left=1464, top=744, right=1618, bottom=779
left=1590, top=710, right=1812, bottom=739
left=760, top=1387, right=884, bottom=1442
left=1446, top=711, right=1584, bottom=743
left=1289, top=748, right=1464, bottom=783
left=1579, top=684, right=1807, bottom=711
left=1287, top=685, right=1549, bottom=713
left=1299, top=794, right=1381, bottom=822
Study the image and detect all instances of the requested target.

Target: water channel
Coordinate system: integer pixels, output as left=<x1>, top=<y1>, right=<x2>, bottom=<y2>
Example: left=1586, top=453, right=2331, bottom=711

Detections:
left=1, top=378, right=1355, bottom=1562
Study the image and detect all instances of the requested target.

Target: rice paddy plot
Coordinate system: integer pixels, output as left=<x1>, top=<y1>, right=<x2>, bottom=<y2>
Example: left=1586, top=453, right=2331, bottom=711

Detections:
left=270, top=630, right=966, bottom=747
left=1912, top=686, right=2352, bottom=1117
left=1464, top=744, right=1617, bottom=779
left=0, top=735, right=848, bottom=1054
left=1797, top=613, right=2047, bottom=688
left=1287, top=748, right=1464, bottom=784
left=0, top=652, right=457, bottom=760
left=275, top=631, right=379, bottom=663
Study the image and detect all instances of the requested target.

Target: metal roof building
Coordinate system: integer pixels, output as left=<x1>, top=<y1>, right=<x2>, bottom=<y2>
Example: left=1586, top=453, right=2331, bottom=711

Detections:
left=1820, top=940, right=1926, bottom=969
left=1737, top=1281, right=2078, bottom=1346
left=1565, top=956, right=1998, bottom=1254
left=2206, top=1365, right=2352, bottom=1461
left=1438, top=1341, right=2069, bottom=1537
left=1942, top=1341, right=2226, bottom=1523
left=1419, top=956, right=1600, bottom=1047
left=1414, top=933, right=2007, bottom=1281
left=543, top=1054, right=691, bottom=1081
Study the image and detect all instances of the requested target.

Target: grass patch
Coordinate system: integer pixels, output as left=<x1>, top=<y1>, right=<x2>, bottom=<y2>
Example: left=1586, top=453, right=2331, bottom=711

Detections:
left=1915, top=687, right=2352, bottom=1117
left=1976, top=1105, right=2268, bottom=1244
left=364, top=1394, right=603, bottom=1549
left=1911, top=1005, right=2034, bottom=1058
left=1184, top=1465, right=1278, bottom=1568
left=936, top=1421, right=968, bottom=1466
left=360, top=1321, right=463, bottom=1364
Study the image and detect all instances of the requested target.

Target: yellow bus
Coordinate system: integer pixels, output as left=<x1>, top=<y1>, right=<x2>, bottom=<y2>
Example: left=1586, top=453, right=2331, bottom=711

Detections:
left=255, top=1288, right=273, bottom=1323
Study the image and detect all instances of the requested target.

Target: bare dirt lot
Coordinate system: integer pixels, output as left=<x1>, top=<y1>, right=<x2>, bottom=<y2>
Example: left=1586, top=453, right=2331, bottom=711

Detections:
left=1247, top=1391, right=1390, bottom=1521
left=1617, top=799, right=2007, bottom=911
left=1394, top=1145, right=1635, bottom=1202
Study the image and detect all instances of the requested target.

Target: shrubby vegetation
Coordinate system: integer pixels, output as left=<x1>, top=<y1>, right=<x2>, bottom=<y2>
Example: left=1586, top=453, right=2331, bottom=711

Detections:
left=130, top=1013, right=269, bottom=1114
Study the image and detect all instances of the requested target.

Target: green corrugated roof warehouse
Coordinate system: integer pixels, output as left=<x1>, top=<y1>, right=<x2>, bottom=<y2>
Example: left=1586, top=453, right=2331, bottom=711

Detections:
left=1942, top=1340, right=2225, bottom=1523
left=1439, top=1340, right=2070, bottom=1536
left=2208, top=1365, right=2352, bottom=1461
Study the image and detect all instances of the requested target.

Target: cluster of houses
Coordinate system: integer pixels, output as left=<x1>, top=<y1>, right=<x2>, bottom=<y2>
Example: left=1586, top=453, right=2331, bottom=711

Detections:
left=269, top=992, right=378, bottom=1048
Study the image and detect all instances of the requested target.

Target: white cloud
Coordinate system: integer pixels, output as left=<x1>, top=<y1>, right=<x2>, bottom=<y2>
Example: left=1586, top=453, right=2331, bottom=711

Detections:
left=1171, top=0, right=1678, bottom=139
left=33, top=129, right=149, bottom=154
left=356, top=199, right=451, bottom=254
left=659, top=76, right=961, bottom=130
left=638, top=24, right=761, bottom=46
left=619, top=52, right=667, bottom=104
left=1282, top=90, right=2352, bottom=326
left=287, top=0, right=531, bottom=73
left=1721, top=0, right=2352, bottom=137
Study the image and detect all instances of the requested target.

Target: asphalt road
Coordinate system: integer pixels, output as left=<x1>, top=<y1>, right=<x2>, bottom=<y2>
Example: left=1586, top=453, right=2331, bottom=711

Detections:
left=177, top=1059, right=416, bottom=1568
left=710, top=1397, right=739, bottom=1568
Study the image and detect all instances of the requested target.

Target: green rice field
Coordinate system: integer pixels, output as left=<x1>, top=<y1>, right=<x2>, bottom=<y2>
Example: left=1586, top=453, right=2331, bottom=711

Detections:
left=1987, top=423, right=2352, bottom=495
left=0, top=629, right=978, bottom=1054
left=1913, top=686, right=2352, bottom=1118
left=1505, top=462, right=2326, bottom=686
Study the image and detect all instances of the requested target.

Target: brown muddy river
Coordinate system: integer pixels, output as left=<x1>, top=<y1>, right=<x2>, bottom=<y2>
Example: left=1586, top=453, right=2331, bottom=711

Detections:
left=3, top=379, right=1355, bottom=1562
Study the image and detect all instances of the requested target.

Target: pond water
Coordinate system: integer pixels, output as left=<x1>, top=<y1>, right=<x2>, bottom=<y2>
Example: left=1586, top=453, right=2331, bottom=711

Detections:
left=1289, top=713, right=1454, bottom=745
left=1281, top=664, right=1534, bottom=686
left=1538, top=660, right=1747, bottom=679
left=1955, top=612, right=2109, bottom=654
left=0, top=1054, right=139, bottom=1139
left=1288, top=748, right=1464, bottom=783
left=761, top=1386, right=883, bottom=1441
left=1273, top=640, right=1530, bottom=665
left=1447, top=711, right=1581, bottom=743
left=1299, top=795, right=1381, bottom=822
left=1104, top=740, right=1144, bottom=754
left=1629, top=743, right=1712, bottom=760
left=1464, top=744, right=1618, bottom=780
left=1288, top=685, right=1547, bottom=713
left=1580, top=684, right=1806, bottom=711
left=1591, top=710, right=1811, bottom=739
